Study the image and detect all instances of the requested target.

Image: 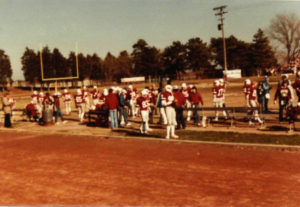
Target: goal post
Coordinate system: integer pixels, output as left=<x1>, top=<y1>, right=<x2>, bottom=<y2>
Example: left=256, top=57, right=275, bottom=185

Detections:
left=39, top=43, right=80, bottom=82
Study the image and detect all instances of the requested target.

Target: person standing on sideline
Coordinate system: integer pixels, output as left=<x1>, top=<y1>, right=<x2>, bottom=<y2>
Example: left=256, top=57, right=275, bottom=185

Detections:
left=274, top=81, right=292, bottom=122
left=212, top=79, right=227, bottom=121
left=53, top=92, right=66, bottom=125
left=173, top=85, right=186, bottom=129
left=156, top=88, right=168, bottom=125
left=189, top=86, right=204, bottom=126
left=91, top=86, right=100, bottom=107
left=161, top=85, right=178, bottom=139
left=81, top=86, right=90, bottom=110
left=62, top=89, right=72, bottom=115
left=118, top=88, right=130, bottom=126
left=262, top=76, right=272, bottom=113
left=105, top=88, right=119, bottom=129
left=137, top=89, right=150, bottom=134
left=74, top=89, right=85, bottom=123
left=248, top=81, right=263, bottom=125
left=2, top=93, right=12, bottom=128
left=293, top=75, right=300, bottom=104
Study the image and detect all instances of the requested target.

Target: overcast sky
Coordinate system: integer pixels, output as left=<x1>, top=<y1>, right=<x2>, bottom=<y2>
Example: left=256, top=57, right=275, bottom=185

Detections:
left=0, top=0, right=299, bottom=80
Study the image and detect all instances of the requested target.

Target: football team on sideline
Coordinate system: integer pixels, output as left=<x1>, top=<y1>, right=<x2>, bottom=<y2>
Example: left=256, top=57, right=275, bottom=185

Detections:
left=3, top=74, right=300, bottom=137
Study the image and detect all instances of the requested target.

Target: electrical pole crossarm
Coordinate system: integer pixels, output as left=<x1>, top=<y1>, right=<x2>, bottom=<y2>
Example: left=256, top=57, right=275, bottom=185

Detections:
left=213, top=5, right=228, bottom=77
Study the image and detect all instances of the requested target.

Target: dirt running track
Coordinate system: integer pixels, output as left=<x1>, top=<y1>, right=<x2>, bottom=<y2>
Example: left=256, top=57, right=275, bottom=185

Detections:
left=0, top=130, right=300, bottom=207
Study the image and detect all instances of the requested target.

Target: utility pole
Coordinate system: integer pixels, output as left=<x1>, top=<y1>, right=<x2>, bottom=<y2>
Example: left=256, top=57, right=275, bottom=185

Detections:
left=213, top=5, right=228, bottom=77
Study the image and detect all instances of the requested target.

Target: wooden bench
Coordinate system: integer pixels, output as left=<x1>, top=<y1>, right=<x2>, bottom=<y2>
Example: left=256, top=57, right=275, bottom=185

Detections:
left=184, top=106, right=266, bottom=127
left=86, top=110, right=109, bottom=127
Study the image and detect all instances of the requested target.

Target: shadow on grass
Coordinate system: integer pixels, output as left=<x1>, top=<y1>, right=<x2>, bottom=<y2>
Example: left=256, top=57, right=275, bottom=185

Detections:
left=112, top=128, right=161, bottom=138
left=264, top=125, right=290, bottom=132
left=176, top=130, right=300, bottom=146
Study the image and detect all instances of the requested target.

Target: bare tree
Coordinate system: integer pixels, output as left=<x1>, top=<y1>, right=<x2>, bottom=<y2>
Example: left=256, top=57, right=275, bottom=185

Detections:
left=267, top=13, right=300, bottom=64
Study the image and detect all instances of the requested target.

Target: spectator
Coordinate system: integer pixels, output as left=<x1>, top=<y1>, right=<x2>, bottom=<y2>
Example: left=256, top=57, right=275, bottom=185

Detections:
left=257, top=81, right=265, bottom=113
left=189, top=86, right=204, bottom=126
left=173, top=85, right=186, bottom=129
left=2, top=92, right=12, bottom=128
left=293, top=75, right=300, bottom=104
left=262, top=76, right=272, bottom=113
left=105, top=88, right=119, bottom=129
left=53, top=92, right=66, bottom=125
left=274, top=81, right=292, bottom=122
left=118, top=89, right=130, bottom=126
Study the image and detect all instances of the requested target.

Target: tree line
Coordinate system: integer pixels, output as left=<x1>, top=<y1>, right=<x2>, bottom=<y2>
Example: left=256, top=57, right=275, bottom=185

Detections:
left=0, top=12, right=299, bottom=87
left=20, top=28, right=277, bottom=85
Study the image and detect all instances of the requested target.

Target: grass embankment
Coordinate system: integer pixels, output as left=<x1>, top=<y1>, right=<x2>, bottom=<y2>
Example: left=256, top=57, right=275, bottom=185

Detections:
left=149, top=130, right=300, bottom=146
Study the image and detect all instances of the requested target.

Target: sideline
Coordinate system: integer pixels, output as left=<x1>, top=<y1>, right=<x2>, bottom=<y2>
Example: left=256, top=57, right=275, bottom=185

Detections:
left=1, top=128, right=300, bottom=151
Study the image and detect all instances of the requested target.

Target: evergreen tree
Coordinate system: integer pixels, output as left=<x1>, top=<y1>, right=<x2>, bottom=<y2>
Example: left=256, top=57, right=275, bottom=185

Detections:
left=251, top=29, right=277, bottom=74
left=186, top=37, right=211, bottom=71
left=162, top=41, right=187, bottom=80
left=21, top=47, right=40, bottom=84
left=0, top=49, right=12, bottom=88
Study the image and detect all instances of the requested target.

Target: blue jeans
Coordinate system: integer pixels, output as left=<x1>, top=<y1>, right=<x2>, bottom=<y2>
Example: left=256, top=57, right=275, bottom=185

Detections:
left=118, top=107, right=128, bottom=125
left=109, top=109, right=118, bottom=128
left=192, top=104, right=200, bottom=124
left=54, top=107, right=64, bottom=122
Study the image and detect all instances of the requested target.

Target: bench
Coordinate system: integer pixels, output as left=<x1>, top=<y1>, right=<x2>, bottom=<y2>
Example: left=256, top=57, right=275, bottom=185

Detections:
left=184, top=106, right=265, bottom=127
left=86, top=110, right=109, bottom=127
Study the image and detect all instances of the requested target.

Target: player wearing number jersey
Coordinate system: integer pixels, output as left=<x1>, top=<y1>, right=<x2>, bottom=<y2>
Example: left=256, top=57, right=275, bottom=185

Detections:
left=91, top=86, right=100, bottom=106
left=74, top=89, right=85, bottom=122
left=162, top=85, right=178, bottom=139
left=62, top=89, right=72, bottom=115
left=137, top=89, right=150, bottom=134
left=81, top=86, right=90, bottom=110
left=127, top=85, right=138, bottom=117
left=243, top=79, right=252, bottom=107
left=213, top=80, right=227, bottom=121
left=181, top=83, right=192, bottom=121
left=248, top=81, right=263, bottom=125
left=274, top=81, right=292, bottom=122
left=31, top=91, right=39, bottom=105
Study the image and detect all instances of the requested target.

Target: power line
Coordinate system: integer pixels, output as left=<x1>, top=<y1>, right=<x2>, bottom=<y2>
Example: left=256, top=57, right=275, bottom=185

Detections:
left=213, top=5, right=228, bottom=75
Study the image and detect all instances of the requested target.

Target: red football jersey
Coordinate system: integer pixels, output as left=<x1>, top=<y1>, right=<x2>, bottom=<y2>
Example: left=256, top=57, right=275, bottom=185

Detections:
left=189, top=92, right=204, bottom=105
left=137, top=96, right=150, bottom=111
left=62, top=92, right=71, bottom=102
left=243, top=84, right=251, bottom=96
left=181, top=89, right=190, bottom=98
left=74, top=94, right=84, bottom=105
left=249, top=85, right=257, bottom=101
left=38, top=95, right=45, bottom=104
left=161, top=91, right=175, bottom=106
left=127, top=90, right=137, bottom=100
left=213, top=86, right=225, bottom=98
left=31, top=94, right=39, bottom=104
left=81, top=89, right=89, bottom=98
left=99, top=94, right=106, bottom=105
left=173, top=91, right=186, bottom=107
left=91, top=90, right=100, bottom=100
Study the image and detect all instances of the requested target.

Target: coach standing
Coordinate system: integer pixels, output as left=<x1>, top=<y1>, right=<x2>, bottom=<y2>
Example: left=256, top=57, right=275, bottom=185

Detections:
left=2, top=92, right=12, bottom=128
left=105, top=88, right=119, bottom=129
left=189, top=86, right=204, bottom=126
left=173, top=85, right=186, bottom=129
